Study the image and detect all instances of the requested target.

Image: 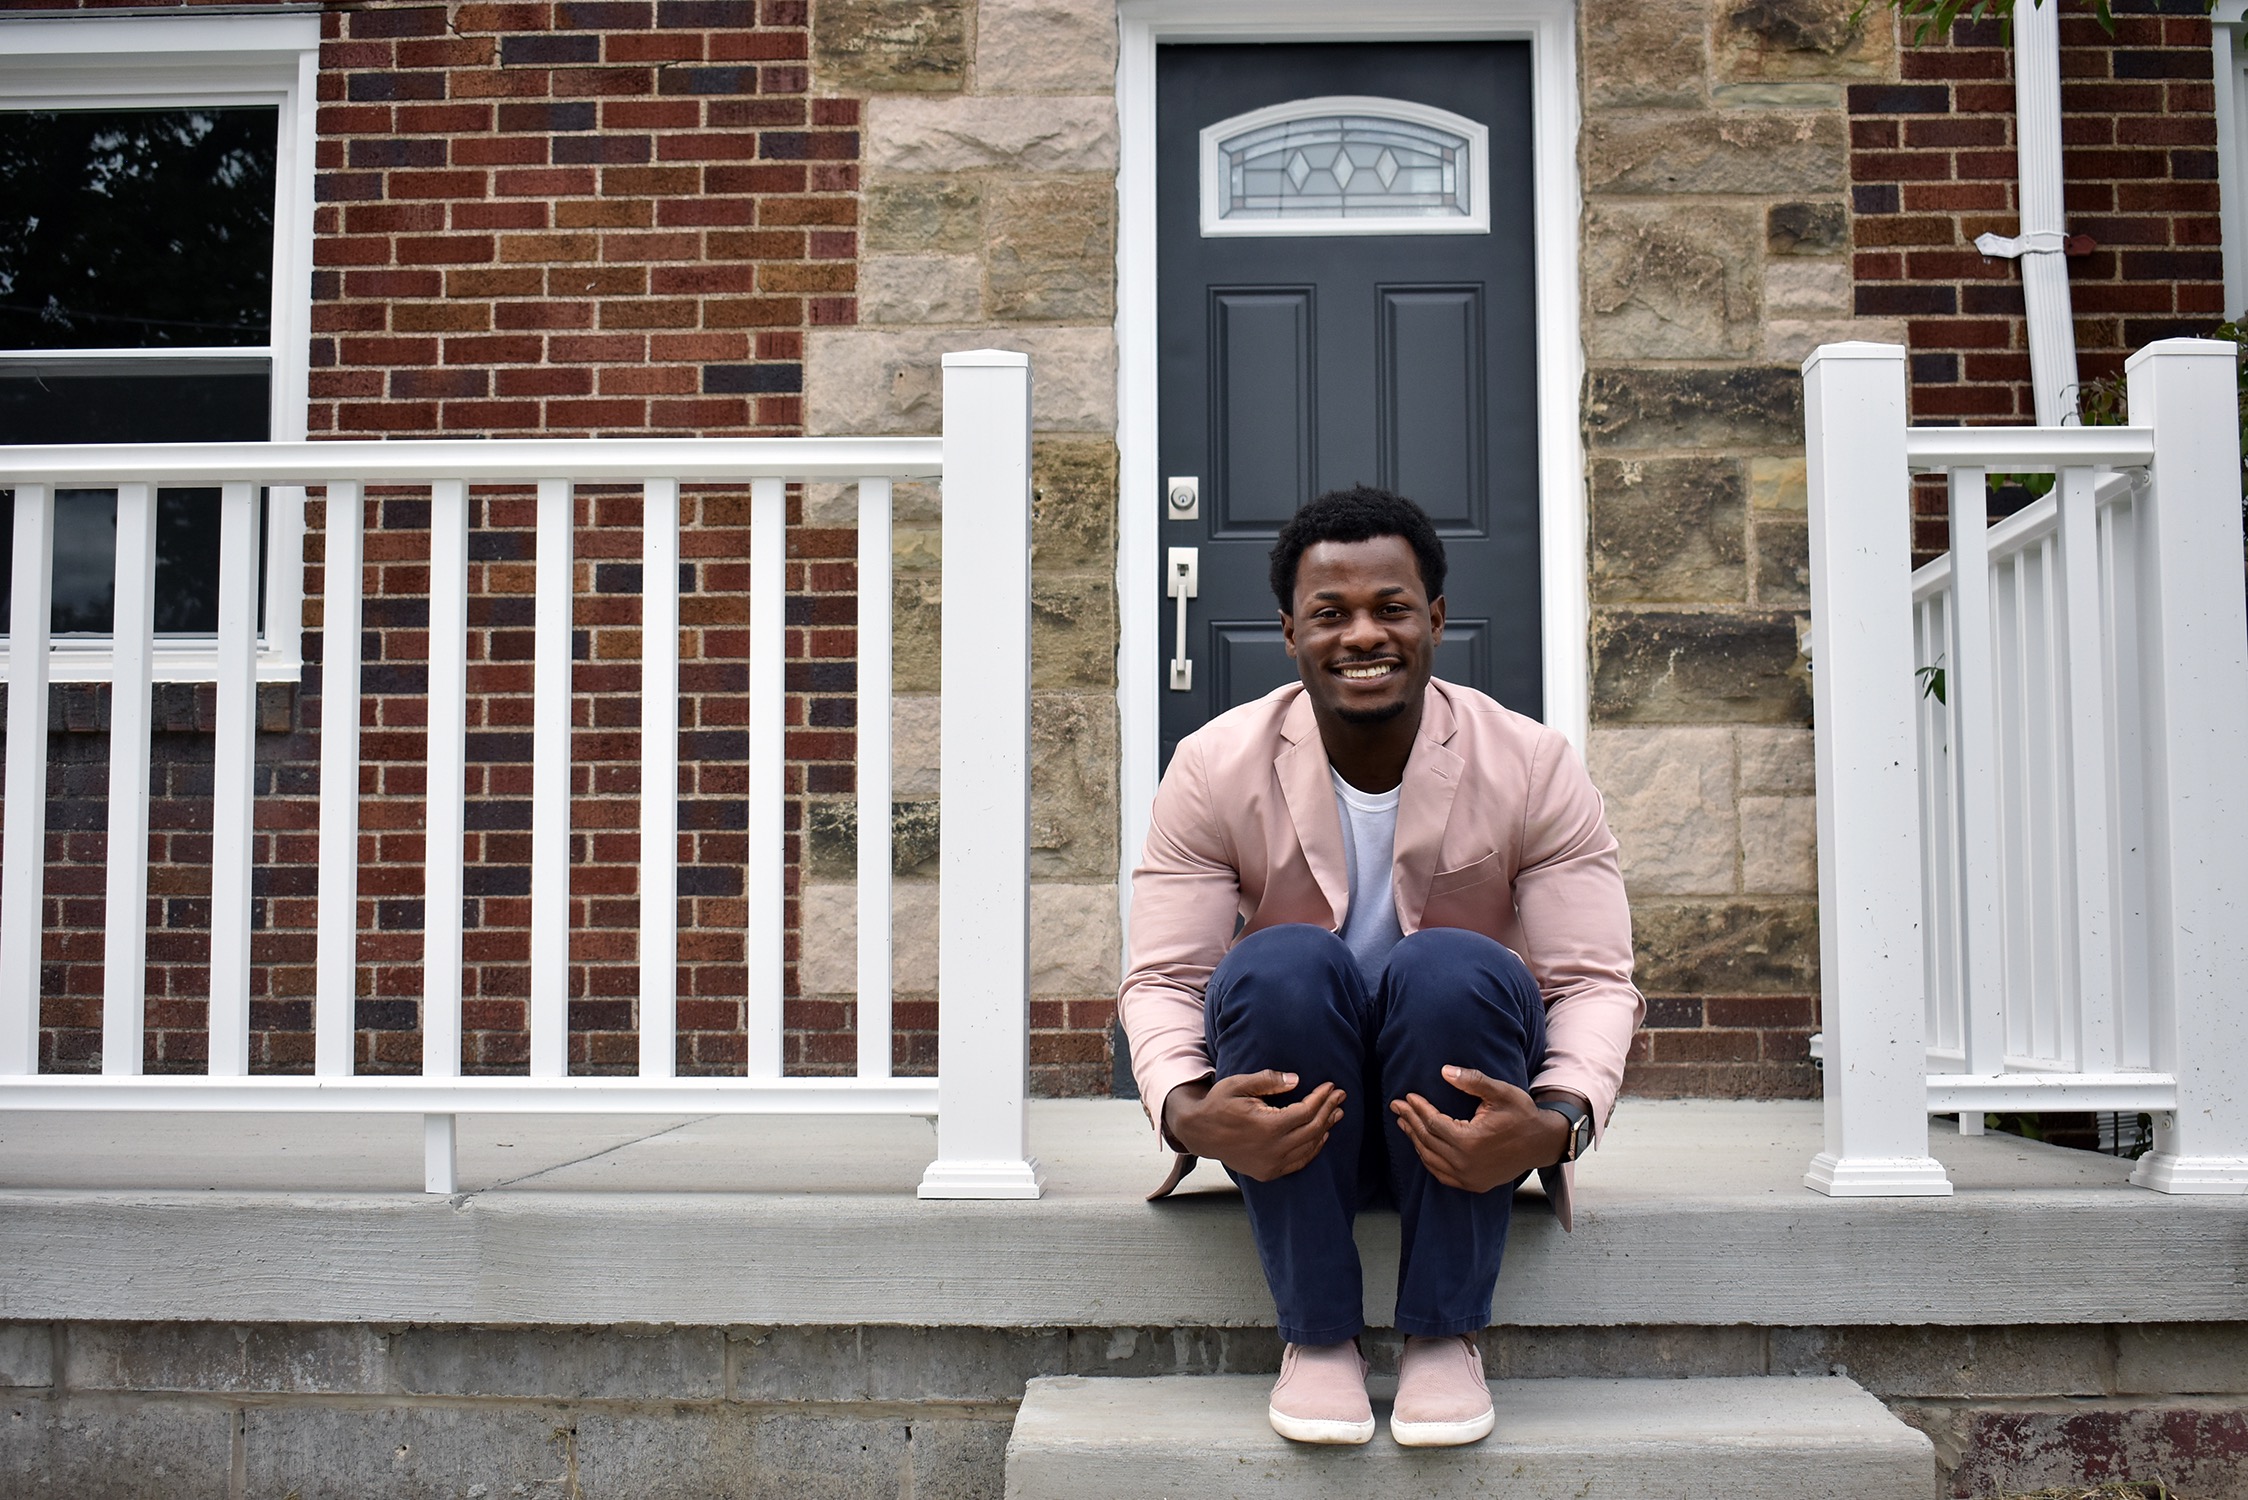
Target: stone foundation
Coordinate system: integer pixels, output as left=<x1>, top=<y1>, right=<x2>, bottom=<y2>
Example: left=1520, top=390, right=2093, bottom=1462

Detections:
left=6, top=1321, right=2246, bottom=1497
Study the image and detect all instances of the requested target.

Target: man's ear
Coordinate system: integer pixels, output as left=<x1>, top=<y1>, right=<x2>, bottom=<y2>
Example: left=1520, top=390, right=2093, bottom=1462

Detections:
left=1429, top=594, right=1446, bottom=643
left=1280, top=608, right=1297, bottom=659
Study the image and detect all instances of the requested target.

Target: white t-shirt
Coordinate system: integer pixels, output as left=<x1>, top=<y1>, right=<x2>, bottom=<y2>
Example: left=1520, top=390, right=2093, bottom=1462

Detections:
left=1330, top=767, right=1405, bottom=987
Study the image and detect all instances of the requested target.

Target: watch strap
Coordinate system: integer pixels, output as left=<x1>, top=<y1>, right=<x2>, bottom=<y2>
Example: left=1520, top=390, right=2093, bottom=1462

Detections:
left=1536, top=1098, right=1592, bottom=1165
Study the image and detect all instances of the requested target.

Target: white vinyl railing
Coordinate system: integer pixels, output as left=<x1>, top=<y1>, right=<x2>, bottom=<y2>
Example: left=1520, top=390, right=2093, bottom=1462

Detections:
left=1803, top=338, right=2248, bottom=1197
left=0, top=349, right=1043, bottom=1200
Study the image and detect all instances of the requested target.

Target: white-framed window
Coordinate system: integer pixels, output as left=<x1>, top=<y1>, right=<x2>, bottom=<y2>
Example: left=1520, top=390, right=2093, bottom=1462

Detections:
left=1198, top=95, right=1491, bottom=238
left=2217, top=1, right=2247, bottom=318
left=0, top=9, right=317, bottom=683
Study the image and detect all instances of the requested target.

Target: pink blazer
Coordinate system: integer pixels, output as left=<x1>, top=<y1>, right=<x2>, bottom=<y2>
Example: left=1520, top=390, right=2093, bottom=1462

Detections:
left=1119, top=679, right=1644, bottom=1229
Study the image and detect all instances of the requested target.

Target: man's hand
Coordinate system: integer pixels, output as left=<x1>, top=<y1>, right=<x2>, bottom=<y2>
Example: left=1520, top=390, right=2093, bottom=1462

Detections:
left=1389, top=1066, right=1572, bottom=1194
left=1162, top=1072, right=1346, bottom=1183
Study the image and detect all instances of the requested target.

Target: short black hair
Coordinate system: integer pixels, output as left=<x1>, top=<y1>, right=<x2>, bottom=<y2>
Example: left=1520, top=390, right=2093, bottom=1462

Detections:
left=1268, top=485, right=1447, bottom=612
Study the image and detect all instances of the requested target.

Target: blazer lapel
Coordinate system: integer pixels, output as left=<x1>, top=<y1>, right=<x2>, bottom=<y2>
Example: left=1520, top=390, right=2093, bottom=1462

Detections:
left=1393, top=684, right=1464, bottom=933
left=1277, top=692, right=1349, bottom=928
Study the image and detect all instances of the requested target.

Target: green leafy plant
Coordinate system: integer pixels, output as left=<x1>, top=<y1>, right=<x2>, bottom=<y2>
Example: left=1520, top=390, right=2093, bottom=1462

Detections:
left=2075, top=320, right=2248, bottom=528
left=1917, top=657, right=1946, bottom=706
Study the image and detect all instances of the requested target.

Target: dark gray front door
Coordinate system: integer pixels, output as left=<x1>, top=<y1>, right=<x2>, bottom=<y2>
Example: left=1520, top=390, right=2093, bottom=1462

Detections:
left=1156, top=42, right=1541, bottom=767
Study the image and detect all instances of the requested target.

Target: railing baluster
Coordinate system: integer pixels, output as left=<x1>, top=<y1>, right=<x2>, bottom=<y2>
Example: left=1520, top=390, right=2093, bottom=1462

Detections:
left=207, top=481, right=261, bottom=1077
left=2099, top=492, right=2153, bottom=1069
left=1912, top=587, right=1960, bottom=1062
left=640, top=478, right=679, bottom=1080
left=423, top=478, right=469, bottom=1196
left=747, top=476, right=786, bottom=1080
left=529, top=478, right=573, bottom=1079
left=2027, top=537, right=2065, bottom=1064
left=857, top=477, right=894, bottom=1081
left=2056, top=465, right=2117, bottom=1071
left=102, top=483, right=158, bottom=1076
left=315, top=482, right=365, bottom=1077
left=1945, top=467, right=2006, bottom=1077
left=1993, top=553, right=2030, bottom=1063
left=1, top=484, right=55, bottom=1076
left=423, top=480, right=469, bottom=1083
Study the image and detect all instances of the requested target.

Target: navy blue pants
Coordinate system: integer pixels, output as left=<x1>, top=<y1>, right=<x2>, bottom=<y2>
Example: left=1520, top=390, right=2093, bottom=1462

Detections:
left=1203, top=923, right=1548, bottom=1345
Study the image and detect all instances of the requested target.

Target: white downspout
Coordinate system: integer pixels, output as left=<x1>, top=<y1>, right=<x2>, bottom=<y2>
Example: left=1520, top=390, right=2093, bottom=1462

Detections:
left=2215, top=1, right=2247, bottom=317
left=1974, top=0, right=2080, bottom=425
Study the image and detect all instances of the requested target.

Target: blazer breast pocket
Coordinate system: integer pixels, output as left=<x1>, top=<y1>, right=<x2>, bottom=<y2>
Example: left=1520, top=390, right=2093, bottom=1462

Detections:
left=1425, top=851, right=1505, bottom=901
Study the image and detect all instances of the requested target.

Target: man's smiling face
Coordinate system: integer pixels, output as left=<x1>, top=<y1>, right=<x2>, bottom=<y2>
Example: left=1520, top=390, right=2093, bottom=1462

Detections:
left=1282, top=534, right=1446, bottom=726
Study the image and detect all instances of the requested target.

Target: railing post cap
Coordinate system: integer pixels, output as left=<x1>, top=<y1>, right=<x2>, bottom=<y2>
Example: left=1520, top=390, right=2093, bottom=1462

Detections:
left=2124, top=336, right=2240, bottom=373
left=940, top=349, right=1030, bottom=369
left=1800, top=340, right=1907, bottom=376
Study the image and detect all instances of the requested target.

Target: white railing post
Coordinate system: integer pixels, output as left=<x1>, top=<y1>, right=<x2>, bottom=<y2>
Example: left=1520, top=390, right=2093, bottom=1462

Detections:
left=2122, top=337, right=2248, bottom=1193
left=1802, top=343, right=1954, bottom=1197
left=1, top=484, right=54, bottom=1076
left=919, top=350, right=1044, bottom=1200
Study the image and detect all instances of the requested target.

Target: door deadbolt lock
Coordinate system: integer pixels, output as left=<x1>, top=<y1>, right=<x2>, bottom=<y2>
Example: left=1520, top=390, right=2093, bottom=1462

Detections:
left=1166, top=476, right=1200, bottom=521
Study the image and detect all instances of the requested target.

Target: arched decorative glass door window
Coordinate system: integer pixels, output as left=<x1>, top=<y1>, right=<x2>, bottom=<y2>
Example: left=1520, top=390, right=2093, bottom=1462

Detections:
left=1199, top=95, right=1490, bottom=237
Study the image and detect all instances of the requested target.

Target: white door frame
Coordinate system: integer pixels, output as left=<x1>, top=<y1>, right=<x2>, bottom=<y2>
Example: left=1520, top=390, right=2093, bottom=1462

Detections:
left=1113, top=0, right=1587, bottom=911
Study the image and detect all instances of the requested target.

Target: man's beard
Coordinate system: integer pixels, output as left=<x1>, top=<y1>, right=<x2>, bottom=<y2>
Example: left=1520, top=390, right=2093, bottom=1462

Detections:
left=1334, top=699, right=1409, bottom=726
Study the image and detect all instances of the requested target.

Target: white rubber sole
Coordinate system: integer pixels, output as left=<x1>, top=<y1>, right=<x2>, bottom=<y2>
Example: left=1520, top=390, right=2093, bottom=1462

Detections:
left=1389, top=1407, right=1496, bottom=1448
left=1267, top=1406, right=1377, bottom=1445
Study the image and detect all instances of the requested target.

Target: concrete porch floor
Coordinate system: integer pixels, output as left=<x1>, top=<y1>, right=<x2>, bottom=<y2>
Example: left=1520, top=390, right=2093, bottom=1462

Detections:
left=2, top=1099, right=2243, bottom=1329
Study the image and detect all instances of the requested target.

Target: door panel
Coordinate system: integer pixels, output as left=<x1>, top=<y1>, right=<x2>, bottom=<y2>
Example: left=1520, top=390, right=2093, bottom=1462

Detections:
left=1213, top=289, right=1314, bottom=530
left=1157, top=41, right=1541, bottom=768
left=1210, top=621, right=1294, bottom=710
left=1379, top=286, right=1485, bottom=530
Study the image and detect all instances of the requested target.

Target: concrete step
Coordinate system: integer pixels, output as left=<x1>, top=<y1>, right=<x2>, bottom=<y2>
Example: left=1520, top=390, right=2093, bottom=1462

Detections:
left=1005, top=1372, right=1936, bottom=1499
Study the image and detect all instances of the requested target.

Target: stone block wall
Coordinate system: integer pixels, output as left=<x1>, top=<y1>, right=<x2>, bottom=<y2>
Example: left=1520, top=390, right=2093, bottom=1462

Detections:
left=1578, top=0, right=1910, bottom=1098
left=800, top=0, right=1123, bottom=1094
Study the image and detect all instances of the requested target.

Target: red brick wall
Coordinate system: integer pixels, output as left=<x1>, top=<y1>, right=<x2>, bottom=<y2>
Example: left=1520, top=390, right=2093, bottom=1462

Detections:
left=1846, top=1, right=2224, bottom=561
left=11, top=0, right=900, bottom=1077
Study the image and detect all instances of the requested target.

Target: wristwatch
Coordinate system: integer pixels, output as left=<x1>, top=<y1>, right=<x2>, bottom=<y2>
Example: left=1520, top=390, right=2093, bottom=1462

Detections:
left=1536, top=1097, right=1594, bottom=1166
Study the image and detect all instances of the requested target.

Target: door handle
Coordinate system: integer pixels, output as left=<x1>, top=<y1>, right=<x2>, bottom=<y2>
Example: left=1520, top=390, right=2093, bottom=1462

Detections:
left=1167, top=547, right=1198, bottom=691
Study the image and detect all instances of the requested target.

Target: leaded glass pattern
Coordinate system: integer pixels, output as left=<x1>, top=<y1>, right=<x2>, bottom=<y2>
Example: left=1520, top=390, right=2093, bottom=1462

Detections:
left=1200, top=97, right=1487, bottom=236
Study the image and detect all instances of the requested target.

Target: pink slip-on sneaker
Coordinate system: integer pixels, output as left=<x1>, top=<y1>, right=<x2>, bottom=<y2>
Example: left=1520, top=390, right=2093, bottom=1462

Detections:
left=1266, top=1340, right=1375, bottom=1445
left=1390, top=1334, right=1495, bottom=1447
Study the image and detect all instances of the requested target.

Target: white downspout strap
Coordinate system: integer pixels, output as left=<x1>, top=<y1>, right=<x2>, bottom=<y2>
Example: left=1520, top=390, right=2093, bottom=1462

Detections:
left=1973, top=229, right=2068, bottom=258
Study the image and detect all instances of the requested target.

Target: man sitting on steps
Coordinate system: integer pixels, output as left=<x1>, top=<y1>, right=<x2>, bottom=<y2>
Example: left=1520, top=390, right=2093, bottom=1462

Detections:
left=1118, top=487, right=1642, bottom=1448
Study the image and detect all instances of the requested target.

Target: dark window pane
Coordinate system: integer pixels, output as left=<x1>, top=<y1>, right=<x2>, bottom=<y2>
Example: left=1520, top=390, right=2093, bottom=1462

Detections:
left=0, top=487, right=268, bottom=637
left=51, top=488, right=114, bottom=632
left=0, top=366, right=268, bottom=445
left=0, top=368, right=270, bottom=636
left=0, top=107, right=277, bottom=350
